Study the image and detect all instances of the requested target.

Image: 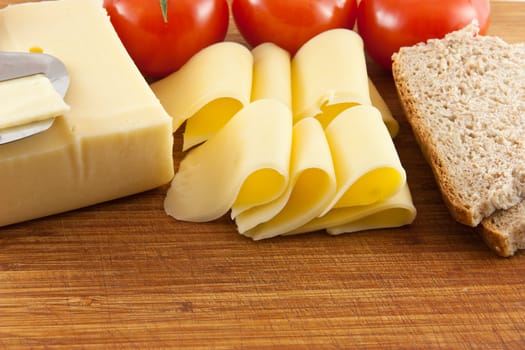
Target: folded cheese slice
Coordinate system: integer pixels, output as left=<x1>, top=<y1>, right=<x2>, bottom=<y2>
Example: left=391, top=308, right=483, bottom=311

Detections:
left=291, top=29, right=399, bottom=137
left=164, top=99, right=292, bottom=222
left=326, top=184, right=417, bottom=235
left=236, top=117, right=336, bottom=239
left=368, top=78, right=399, bottom=137
left=251, top=43, right=292, bottom=108
left=0, top=74, right=69, bottom=130
left=287, top=184, right=416, bottom=235
left=151, top=42, right=253, bottom=150
left=322, top=105, right=406, bottom=214
left=0, top=0, right=173, bottom=227
left=228, top=43, right=295, bottom=219
left=292, top=29, right=370, bottom=126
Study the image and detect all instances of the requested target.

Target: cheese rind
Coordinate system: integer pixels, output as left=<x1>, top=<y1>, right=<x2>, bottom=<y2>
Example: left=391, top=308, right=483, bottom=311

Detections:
left=164, top=99, right=292, bottom=222
left=0, top=74, right=69, bottom=130
left=0, top=0, right=174, bottom=227
left=151, top=42, right=253, bottom=150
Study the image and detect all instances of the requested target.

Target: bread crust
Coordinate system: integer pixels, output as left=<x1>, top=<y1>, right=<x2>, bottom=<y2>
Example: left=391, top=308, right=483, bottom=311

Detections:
left=479, top=224, right=513, bottom=257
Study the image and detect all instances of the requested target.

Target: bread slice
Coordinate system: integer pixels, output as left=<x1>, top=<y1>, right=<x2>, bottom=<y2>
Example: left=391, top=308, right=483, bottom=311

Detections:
left=480, top=201, right=525, bottom=257
left=392, top=22, right=525, bottom=256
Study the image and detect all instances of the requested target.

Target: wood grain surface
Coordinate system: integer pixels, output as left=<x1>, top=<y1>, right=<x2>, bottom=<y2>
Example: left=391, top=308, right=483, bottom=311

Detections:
left=1, top=1, right=525, bottom=349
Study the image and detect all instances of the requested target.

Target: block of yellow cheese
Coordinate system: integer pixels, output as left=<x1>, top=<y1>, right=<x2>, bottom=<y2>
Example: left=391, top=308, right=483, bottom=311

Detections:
left=0, top=74, right=69, bottom=130
left=0, top=0, right=174, bottom=227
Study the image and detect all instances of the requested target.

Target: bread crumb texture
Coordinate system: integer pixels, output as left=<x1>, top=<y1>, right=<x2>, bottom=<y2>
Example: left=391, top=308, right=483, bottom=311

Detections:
left=393, top=23, right=525, bottom=227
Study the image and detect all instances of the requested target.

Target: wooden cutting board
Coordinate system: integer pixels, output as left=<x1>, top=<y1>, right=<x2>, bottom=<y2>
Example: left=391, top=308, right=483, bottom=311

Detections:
left=1, top=1, right=524, bottom=348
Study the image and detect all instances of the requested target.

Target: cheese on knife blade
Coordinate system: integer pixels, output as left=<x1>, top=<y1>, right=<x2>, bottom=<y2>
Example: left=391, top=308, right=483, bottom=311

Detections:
left=236, top=117, right=336, bottom=240
left=164, top=99, right=292, bottom=222
left=0, top=0, right=173, bottom=227
left=151, top=42, right=253, bottom=150
left=0, top=74, right=69, bottom=130
left=322, top=105, right=406, bottom=214
left=251, top=42, right=292, bottom=108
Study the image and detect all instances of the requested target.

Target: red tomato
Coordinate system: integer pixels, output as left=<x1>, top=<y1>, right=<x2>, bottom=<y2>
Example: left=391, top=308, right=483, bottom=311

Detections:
left=357, top=0, right=491, bottom=70
left=103, top=0, right=229, bottom=78
left=231, top=0, right=358, bottom=56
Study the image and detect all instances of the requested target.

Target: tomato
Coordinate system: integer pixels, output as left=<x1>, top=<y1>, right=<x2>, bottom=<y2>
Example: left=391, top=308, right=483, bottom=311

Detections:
left=357, top=0, right=491, bottom=70
left=231, top=0, right=358, bottom=56
left=103, top=0, right=229, bottom=78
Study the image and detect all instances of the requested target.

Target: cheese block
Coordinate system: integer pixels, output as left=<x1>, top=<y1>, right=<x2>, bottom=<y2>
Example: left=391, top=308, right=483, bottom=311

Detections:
left=164, top=99, right=292, bottom=222
left=322, top=105, right=406, bottom=213
left=0, top=0, right=174, bottom=227
left=251, top=43, right=292, bottom=108
left=287, top=184, right=416, bottom=235
left=151, top=42, right=253, bottom=150
left=0, top=73, right=69, bottom=130
left=236, top=117, right=336, bottom=239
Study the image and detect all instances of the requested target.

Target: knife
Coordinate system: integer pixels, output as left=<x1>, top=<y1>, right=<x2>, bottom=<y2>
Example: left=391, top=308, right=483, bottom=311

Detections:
left=0, top=51, right=70, bottom=144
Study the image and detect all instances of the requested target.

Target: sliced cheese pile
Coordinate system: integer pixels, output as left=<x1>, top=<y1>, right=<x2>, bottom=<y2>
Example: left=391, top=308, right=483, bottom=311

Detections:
left=0, top=0, right=174, bottom=227
left=154, top=29, right=416, bottom=240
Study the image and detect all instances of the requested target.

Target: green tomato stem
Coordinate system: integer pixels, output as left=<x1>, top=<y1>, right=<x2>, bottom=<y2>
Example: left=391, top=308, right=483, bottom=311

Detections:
left=160, top=0, right=168, bottom=23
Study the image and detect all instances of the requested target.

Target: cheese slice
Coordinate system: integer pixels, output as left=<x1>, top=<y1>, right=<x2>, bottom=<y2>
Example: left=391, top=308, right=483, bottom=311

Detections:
left=236, top=117, right=336, bottom=239
left=292, top=29, right=371, bottom=126
left=0, top=73, right=69, bottom=130
left=286, top=184, right=416, bottom=235
left=226, top=43, right=294, bottom=222
left=164, top=99, right=292, bottom=222
left=251, top=43, right=292, bottom=108
left=326, top=184, right=417, bottom=235
left=291, top=28, right=399, bottom=135
left=368, top=78, right=399, bottom=137
left=151, top=42, right=253, bottom=150
left=0, top=0, right=173, bottom=227
left=322, top=105, right=406, bottom=214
